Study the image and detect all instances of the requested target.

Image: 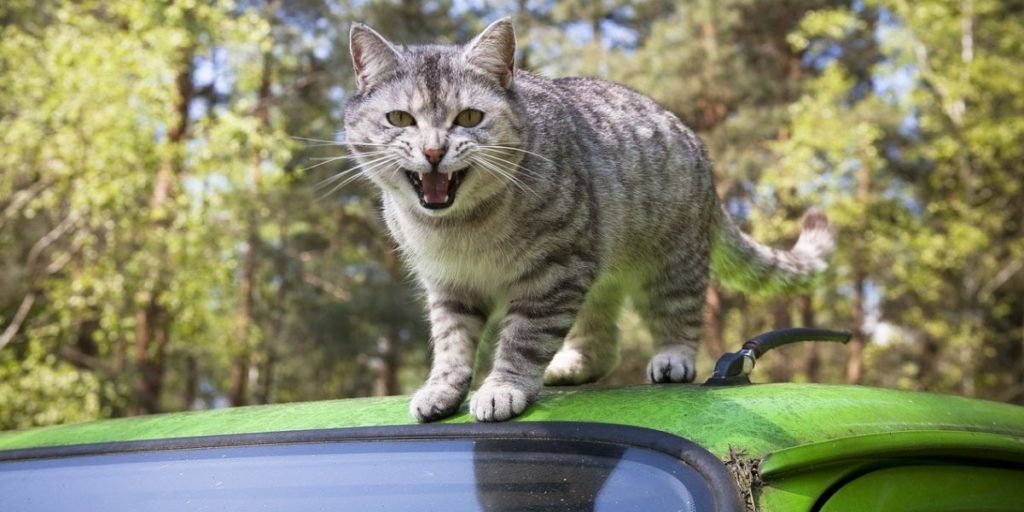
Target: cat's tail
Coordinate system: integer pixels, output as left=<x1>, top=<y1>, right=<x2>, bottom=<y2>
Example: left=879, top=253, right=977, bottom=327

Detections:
left=710, top=206, right=835, bottom=295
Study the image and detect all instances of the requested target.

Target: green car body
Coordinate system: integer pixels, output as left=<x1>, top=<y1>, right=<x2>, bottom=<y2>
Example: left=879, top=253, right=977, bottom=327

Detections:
left=2, top=383, right=1023, bottom=510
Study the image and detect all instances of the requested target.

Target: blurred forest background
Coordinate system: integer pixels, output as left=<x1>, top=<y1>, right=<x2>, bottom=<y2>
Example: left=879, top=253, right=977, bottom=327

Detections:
left=2, top=0, right=1022, bottom=430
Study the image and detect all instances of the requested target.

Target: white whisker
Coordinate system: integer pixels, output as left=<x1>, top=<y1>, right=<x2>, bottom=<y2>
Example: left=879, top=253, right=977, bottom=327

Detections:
left=321, top=172, right=370, bottom=198
left=292, top=136, right=340, bottom=143
left=472, top=148, right=546, bottom=180
left=308, top=150, right=389, bottom=161
left=314, top=167, right=363, bottom=189
left=345, top=141, right=393, bottom=148
left=305, top=151, right=388, bottom=174
left=478, top=162, right=532, bottom=196
left=318, top=157, right=399, bottom=199
left=471, top=155, right=538, bottom=197
left=477, top=144, right=554, bottom=164
left=302, top=155, right=352, bottom=172
left=314, top=154, right=396, bottom=189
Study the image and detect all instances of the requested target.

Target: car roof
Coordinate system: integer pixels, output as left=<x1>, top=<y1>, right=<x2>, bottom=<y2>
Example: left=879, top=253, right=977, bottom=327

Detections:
left=2, top=383, right=1023, bottom=460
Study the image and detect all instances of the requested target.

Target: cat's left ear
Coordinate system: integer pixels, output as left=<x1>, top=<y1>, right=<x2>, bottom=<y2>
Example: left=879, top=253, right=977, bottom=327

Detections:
left=462, top=17, right=516, bottom=89
left=350, top=23, right=403, bottom=91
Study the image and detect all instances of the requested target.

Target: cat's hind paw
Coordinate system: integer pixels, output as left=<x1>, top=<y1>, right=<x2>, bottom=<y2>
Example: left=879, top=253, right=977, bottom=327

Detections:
left=469, top=381, right=531, bottom=422
left=409, top=382, right=467, bottom=422
left=647, top=345, right=697, bottom=383
left=544, top=348, right=601, bottom=386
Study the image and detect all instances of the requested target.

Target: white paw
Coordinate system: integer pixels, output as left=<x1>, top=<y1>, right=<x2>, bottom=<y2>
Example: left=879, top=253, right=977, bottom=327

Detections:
left=469, top=381, right=531, bottom=422
left=647, top=346, right=696, bottom=383
left=543, top=349, right=594, bottom=385
left=409, top=381, right=466, bottom=422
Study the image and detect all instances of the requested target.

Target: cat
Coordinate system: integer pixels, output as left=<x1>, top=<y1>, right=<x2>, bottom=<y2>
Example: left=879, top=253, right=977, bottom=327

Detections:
left=342, top=18, right=834, bottom=422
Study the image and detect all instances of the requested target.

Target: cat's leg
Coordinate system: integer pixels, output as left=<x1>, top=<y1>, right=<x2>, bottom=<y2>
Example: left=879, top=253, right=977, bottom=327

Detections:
left=636, top=246, right=710, bottom=384
left=543, top=276, right=625, bottom=385
left=470, top=270, right=592, bottom=421
left=410, top=291, right=489, bottom=422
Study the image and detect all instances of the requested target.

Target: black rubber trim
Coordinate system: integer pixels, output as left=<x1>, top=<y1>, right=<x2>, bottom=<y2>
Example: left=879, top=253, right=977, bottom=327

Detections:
left=0, top=421, right=744, bottom=511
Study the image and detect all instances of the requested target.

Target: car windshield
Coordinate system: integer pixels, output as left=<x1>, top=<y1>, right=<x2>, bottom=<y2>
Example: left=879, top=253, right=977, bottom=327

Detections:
left=0, top=437, right=720, bottom=511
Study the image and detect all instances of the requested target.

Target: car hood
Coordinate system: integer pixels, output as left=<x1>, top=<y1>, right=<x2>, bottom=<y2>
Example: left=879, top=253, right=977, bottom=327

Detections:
left=1, top=383, right=1022, bottom=460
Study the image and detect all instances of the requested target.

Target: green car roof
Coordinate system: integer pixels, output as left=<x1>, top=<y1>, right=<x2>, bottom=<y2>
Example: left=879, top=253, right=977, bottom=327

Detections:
left=3, top=383, right=1023, bottom=462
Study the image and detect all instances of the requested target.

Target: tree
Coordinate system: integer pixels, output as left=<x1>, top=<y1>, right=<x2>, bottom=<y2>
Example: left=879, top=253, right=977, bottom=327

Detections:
left=2, top=0, right=1022, bottom=430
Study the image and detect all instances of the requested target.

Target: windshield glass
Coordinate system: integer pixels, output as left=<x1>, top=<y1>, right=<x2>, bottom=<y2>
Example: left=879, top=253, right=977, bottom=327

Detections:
left=0, top=438, right=719, bottom=511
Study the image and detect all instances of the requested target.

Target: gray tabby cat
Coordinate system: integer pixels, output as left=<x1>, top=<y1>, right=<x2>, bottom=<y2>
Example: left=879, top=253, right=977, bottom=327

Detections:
left=343, top=18, right=834, bottom=422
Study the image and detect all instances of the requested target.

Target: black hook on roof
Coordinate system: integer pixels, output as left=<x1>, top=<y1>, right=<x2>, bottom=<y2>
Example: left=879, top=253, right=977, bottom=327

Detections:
left=704, top=327, right=852, bottom=386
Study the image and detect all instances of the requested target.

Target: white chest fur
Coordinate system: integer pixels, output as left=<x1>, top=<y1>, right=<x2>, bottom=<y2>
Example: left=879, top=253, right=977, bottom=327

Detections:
left=384, top=200, right=520, bottom=296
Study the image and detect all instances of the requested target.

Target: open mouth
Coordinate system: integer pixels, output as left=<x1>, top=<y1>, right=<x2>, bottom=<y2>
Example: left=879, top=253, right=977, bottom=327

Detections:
left=405, top=168, right=469, bottom=209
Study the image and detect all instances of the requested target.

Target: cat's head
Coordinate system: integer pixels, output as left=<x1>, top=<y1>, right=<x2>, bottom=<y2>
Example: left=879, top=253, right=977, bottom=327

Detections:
left=342, top=18, right=526, bottom=216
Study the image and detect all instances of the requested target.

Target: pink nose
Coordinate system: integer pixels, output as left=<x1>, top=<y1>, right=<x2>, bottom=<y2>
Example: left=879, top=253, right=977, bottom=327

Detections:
left=423, top=147, right=446, bottom=166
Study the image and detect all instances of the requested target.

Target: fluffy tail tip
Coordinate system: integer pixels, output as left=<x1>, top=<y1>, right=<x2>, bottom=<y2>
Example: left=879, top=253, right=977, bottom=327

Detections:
left=795, top=208, right=836, bottom=263
left=800, top=208, right=830, bottom=232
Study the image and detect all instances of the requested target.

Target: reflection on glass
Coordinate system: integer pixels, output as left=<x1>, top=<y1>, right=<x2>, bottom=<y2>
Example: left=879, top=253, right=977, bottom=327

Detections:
left=0, top=439, right=713, bottom=511
left=473, top=439, right=624, bottom=511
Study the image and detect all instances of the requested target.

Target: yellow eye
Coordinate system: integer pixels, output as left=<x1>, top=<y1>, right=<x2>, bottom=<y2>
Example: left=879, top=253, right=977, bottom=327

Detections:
left=386, top=111, right=415, bottom=127
left=454, top=109, right=484, bottom=128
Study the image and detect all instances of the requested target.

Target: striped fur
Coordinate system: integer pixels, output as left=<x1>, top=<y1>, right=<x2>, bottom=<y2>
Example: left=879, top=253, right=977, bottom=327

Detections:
left=343, top=19, right=834, bottom=422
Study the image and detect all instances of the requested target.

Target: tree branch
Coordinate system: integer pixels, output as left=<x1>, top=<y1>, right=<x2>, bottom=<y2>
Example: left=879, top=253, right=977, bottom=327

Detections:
left=0, top=292, right=36, bottom=351
left=25, top=211, right=80, bottom=271
left=0, top=211, right=84, bottom=351
left=303, top=272, right=351, bottom=301
left=0, top=176, right=55, bottom=225
left=58, top=345, right=112, bottom=373
left=978, top=258, right=1024, bottom=299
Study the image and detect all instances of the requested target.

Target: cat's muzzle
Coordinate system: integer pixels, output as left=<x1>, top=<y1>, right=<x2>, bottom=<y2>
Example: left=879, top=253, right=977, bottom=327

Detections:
left=405, top=168, right=469, bottom=209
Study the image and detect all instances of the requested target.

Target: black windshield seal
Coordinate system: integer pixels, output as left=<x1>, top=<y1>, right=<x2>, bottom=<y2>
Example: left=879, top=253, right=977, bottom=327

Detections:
left=0, top=421, right=742, bottom=510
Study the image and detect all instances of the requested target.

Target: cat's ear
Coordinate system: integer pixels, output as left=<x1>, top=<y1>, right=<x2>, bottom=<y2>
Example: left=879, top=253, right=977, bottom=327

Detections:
left=462, top=17, right=516, bottom=88
left=350, top=23, right=402, bottom=91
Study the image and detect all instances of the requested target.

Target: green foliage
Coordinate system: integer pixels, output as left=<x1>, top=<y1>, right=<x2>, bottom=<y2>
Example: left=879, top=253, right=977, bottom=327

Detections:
left=0, top=357, right=102, bottom=429
left=2, top=0, right=1023, bottom=429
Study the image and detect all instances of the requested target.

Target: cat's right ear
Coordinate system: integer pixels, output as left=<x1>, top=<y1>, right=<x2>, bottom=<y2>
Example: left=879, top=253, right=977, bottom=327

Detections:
left=350, top=23, right=402, bottom=91
left=462, top=17, right=516, bottom=89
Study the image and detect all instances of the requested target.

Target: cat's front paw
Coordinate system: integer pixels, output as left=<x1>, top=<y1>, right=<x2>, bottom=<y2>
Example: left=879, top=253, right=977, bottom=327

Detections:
left=469, top=381, right=533, bottom=422
left=410, top=381, right=467, bottom=422
left=647, top=345, right=697, bottom=383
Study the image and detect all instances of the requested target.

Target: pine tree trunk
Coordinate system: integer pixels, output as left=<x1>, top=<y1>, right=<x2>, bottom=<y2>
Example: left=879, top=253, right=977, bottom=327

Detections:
left=375, top=331, right=401, bottom=396
left=847, top=145, right=872, bottom=385
left=768, top=299, right=793, bottom=382
left=134, top=46, right=194, bottom=415
left=799, top=295, right=821, bottom=382
left=1017, top=303, right=1024, bottom=403
left=184, top=355, right=198, bottom=410
left=231, top=4, right=275, bottom=406
left=230, top=206, right=259, bottom=405
left=255, top=347, right=275, bottom=405
left=134, top=299, right=170, bottom=414
left=919, top=335, right=942, bottom=391
left=847, top=256, right=867, bottom=384
left=256, top=211, right=291, bottom=405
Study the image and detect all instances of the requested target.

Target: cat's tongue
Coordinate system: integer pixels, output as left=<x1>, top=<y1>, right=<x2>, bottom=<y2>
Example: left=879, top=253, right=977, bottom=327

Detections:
left=419, top=172, right=451, bottom=204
